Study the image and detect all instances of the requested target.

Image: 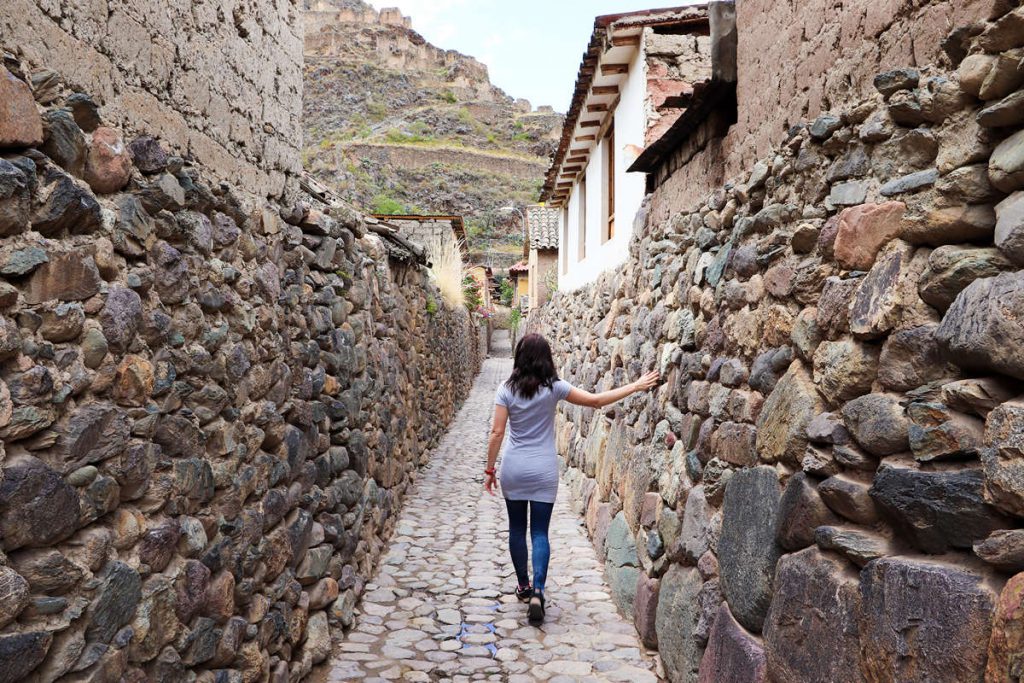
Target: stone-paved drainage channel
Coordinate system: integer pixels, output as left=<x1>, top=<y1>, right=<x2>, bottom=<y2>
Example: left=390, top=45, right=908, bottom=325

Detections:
left=311, top=357, right=659, bottom=682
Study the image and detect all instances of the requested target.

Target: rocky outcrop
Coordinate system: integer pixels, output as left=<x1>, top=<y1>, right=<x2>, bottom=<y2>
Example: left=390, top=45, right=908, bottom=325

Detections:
left=533, top=5, right=1024, bottom=681
left=0, top=54, right=482, bottom=682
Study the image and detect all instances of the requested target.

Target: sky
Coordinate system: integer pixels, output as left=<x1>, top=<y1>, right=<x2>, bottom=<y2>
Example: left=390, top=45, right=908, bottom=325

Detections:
left=367, top=1, right=700, bottom=113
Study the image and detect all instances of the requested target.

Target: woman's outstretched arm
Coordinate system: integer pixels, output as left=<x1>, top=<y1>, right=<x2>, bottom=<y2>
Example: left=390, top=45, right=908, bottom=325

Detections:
left=565, top=370, right=660, bottom=409
left=484, top=404, right=508, bottom=495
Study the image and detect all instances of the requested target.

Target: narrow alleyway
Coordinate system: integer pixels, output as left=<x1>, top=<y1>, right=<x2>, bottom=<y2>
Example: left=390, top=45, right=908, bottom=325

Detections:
left=314, top=355, right=658, bottom=682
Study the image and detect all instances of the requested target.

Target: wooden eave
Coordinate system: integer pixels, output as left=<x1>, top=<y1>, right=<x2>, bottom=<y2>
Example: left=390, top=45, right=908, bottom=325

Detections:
left=539, top=4, right=712, bottom=208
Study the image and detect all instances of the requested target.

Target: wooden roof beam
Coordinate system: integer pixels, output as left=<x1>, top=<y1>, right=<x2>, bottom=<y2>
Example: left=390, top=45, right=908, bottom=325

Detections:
left=610, top=34, right=641, bottom=47
left=592, top=85, right=619, bottom=95
left=601, top=63, right=629, bottom=75
left=586, top=103, right=609, bottom=112
left=580, top=120, right=601, bottom=128
left=575, top=134, right=596, bottom=141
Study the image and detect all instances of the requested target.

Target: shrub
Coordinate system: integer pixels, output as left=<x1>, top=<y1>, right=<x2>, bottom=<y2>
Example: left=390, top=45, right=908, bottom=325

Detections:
left=426, top=237, right=465, bottom=309
left=463, top=274, right=483, bottom=311
left=425, top=296, right=438, bottom=316
left=509, top=307, right=522, bottom=336
left=370, top=193, right=405, bottom=215
left=441, top=90, right=457, bottom=104
left=367, top=100, right=387, bottom=120
left=499, top=278, right=514, bottom=306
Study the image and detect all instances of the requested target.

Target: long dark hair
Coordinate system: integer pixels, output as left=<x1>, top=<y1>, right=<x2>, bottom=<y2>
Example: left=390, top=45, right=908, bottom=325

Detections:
left=506, top=333, right=558, bottom=399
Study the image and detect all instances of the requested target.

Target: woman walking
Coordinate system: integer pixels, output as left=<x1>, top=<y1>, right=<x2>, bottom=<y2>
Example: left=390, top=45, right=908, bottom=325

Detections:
left=484, top=333, right=659, bottom=625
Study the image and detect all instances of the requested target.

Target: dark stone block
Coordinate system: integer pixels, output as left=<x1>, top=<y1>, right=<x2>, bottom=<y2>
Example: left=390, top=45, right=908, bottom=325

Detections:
left=0, top=455, right=81, bottom=551
left=718, top=466, right=783, bottom=632
left=859, top=557, right=997, bottom=682
left=936, top=272, right=1024, bottom=380
left=698, top=604, right=767, bottom=682
left=0, top=631, right=52, bottom=683
left=874, top=68, right=919, bottom=97
left=775, top=472, right=839, bottom=551
left=869, top=464, right=1012, bottom=554
left=86, top=561, right=142, bottom=643
left=764, top=548, right=862, bottom=682
left=30, top=168, right=101, bottom=236
left=656, top=565, right=704, bottom=683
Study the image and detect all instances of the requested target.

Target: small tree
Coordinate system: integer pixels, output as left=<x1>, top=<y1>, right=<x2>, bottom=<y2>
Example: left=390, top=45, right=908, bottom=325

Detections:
left=509, top=307, right=522, bottom=338
left=543, top=267, right=559, bottom=300
left=499, top=278, right=514, bottom=306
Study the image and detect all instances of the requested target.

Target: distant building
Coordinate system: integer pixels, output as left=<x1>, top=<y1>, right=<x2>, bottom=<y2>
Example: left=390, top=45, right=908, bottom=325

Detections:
left=524, top=205, right=560, bottom=311
left=539, top=4, right=734, bottom=291
left=508, top=260, right=529, bottom=310
left=465, top=264, right=493, bottom=311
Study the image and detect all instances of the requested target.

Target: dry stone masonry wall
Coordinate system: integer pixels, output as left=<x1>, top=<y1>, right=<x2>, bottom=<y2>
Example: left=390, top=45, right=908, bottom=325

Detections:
left=0, top=0, right=304, bottom=202
left=0, top=48, right=482, bottom=683
left=656, top=0, right=1011, bottom=212
left=534, top=4, right=1024, bottom=682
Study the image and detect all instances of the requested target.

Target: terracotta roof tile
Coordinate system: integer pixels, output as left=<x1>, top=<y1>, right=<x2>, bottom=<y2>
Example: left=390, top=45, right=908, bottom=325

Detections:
left=526, top=206, right=560, bottom=250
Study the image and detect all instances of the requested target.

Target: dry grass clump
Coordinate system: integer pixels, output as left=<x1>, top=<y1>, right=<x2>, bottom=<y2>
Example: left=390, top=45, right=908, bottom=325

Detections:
left=426, top=237, right=465, bottom=309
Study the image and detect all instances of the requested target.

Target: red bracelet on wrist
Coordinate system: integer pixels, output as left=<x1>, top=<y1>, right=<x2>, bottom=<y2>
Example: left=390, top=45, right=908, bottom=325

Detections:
left=485, top=468, right=496, bottom=475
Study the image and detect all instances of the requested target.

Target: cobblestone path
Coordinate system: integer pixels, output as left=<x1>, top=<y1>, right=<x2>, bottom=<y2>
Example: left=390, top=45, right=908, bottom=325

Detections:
left=314, top=357, right=658, bottom=682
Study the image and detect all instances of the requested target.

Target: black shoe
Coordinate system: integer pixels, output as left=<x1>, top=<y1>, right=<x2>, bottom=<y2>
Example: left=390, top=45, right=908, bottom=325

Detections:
left=527, top=594, right=545, bottom=625
left=515, top=584, right=533, bottom=602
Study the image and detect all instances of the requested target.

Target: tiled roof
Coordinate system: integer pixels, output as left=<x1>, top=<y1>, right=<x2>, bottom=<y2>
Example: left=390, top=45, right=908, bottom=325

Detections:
left=526, top=206, right=560, bottom=250
left=509, top=260, right=529, bottom=274
left=538, top=5, right=710, bottom=204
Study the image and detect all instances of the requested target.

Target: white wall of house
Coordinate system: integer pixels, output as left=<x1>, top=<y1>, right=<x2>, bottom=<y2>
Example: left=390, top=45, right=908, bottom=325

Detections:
left=559, top=47, right=648, bottom=292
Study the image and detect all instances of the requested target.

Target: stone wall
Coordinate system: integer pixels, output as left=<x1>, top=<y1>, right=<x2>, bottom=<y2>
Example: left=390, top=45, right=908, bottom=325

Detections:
left=533, top=4, right=1024, bottom=682
left=379, top=217, right=460, bottom=251
left=341, top=144, right=548, bottom=182
left=0, top=0, right=304, bottom=203
left=653, top=0, right=1007, bottom=215
left=644, top=29, right=712, bottom=146
left=0, top=54, right=482, bottom=682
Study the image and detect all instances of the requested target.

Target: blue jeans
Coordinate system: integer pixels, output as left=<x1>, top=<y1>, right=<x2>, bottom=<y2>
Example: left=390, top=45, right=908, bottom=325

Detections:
left=504, top=499, right=554, bottom=594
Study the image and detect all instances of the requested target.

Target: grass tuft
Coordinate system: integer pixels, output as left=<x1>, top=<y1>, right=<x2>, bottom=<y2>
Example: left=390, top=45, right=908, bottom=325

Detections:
left=426, top=237, right=465, bottom=309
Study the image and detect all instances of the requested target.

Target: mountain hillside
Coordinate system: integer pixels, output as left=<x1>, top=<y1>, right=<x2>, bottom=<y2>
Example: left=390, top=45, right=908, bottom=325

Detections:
left=302, top=0, right=564, bottom=263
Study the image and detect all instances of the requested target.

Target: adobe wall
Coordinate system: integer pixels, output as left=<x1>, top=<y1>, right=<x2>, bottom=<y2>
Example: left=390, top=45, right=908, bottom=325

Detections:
left=534, top=3, right=1024, bottom=681
left=651, top=0, right=1007, bottom=219
left=0, top=0, right=304, bottom=203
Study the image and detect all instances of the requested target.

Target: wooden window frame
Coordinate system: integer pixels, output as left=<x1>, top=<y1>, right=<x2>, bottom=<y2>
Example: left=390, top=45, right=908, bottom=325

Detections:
left=577, top=174, right=587, bottom=263
left=561, top=206, right=569, bottom=275
left=604, top=124, right=615, bottom=242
